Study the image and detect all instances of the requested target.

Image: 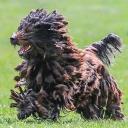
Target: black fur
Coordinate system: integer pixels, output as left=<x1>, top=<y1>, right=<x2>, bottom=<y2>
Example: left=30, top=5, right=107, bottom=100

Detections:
left=10, top=9, right=124, bottom=121
left=91, top=33, right=121, bottom=65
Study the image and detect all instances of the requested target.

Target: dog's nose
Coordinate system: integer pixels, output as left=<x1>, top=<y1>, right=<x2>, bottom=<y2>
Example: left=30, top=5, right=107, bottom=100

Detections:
left=10, top=37, right=17, bottom=44
left=10, top=33, right=19, bottom=45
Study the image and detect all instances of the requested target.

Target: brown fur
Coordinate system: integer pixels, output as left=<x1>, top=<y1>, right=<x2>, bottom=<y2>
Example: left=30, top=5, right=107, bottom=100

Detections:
left=10, top=9, right=124, bottom=120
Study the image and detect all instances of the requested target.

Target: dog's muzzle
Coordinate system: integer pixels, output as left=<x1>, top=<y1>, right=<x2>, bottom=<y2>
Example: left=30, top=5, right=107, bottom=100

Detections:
left=10, top=33, right=19, bottom=45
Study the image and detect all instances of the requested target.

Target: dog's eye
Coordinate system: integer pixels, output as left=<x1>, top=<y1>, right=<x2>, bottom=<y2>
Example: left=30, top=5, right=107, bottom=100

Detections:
left=24, top=27, right=30, bottom=33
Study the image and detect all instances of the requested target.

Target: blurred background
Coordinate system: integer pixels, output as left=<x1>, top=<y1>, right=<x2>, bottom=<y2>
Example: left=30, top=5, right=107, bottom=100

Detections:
left=0, top=0, right=128, bottom=128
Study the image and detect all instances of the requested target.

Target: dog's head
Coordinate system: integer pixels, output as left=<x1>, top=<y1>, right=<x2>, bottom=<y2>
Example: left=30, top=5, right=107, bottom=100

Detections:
left=10, top=9, right=68, bottom=59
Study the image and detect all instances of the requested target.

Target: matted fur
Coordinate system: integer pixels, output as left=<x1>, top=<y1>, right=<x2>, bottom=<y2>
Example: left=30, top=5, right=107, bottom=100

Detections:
left=10, top=9, right=124, bottom=120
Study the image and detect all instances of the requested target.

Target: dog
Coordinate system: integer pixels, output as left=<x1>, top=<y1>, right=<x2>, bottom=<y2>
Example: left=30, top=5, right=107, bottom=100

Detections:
left=10, top=9, right=124, bottom=120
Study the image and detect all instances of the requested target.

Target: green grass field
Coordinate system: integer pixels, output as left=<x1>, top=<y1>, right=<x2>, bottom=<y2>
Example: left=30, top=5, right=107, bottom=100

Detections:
left=0, top=0, right=128, bottom=127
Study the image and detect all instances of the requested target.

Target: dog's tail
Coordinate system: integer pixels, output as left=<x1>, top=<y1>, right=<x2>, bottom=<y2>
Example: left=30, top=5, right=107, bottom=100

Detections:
left=88, top=33, right=122, bottom=66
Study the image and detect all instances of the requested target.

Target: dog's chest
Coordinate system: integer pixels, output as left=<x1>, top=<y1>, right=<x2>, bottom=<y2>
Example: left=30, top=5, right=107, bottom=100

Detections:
left=26, top=59, right=71, bottom=90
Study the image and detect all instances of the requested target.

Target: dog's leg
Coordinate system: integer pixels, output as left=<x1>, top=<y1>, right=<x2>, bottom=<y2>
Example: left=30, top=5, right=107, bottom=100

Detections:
left=75, top=74, right=124, bottom=120
left=10, top=87, right=61, bottom=120
left=31, top=88, right=61, bottom=120
left=75, top=90, right=100, bottom=119
left=105, top=78, right=124, bottom=120
left=10, top=88, right=37, bottom=120
left=34, top=100, right=60, bottom=120
left=76, top=100, right=100, bottom=119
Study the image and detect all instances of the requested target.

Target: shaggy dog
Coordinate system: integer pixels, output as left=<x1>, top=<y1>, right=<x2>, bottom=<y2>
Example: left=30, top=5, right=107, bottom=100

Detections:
left=10, top=9, right=124, bottom=120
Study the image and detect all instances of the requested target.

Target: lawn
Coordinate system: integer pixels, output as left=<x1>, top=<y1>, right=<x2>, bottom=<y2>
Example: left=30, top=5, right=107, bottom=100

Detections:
left=0, top=0, right=128, bottom=127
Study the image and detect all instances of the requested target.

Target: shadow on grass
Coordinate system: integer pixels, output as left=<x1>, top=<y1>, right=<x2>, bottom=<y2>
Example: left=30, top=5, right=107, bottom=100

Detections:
left=0, top=115, right=75, bottom=125
left=2, top=110, right=123, bottom=126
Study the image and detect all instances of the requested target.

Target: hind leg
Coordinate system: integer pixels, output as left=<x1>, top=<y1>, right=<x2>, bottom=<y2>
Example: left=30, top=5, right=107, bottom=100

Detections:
left=105, top=79, right=124, bottom=120
left=97, top=66, right=124, bottom=120
left=76, top=79, right=124, bottom=120
left=97, top=78, right=124, bottom=120
left=76, top=92, right=101, bottom=119
left=106, top=103, right=124, bottom=120
left=76, top=103, right=100, bottom=119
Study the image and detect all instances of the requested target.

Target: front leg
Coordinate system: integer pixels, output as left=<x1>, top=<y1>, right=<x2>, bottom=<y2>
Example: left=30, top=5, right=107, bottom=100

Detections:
left=10, top=88, right=37, bottom=120
left=10, top=87, right=60, bottom=120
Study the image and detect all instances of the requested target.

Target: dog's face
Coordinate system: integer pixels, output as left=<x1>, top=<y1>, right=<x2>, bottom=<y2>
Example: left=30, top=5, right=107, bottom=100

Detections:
left=10, top=30, right=33, bottom=58
left=10, top=9, right=68, bottom=59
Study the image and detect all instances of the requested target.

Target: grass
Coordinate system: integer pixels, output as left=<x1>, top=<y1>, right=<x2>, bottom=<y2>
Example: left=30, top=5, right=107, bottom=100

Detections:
left=0, top=0, right=128, bottom=127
